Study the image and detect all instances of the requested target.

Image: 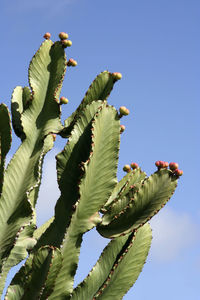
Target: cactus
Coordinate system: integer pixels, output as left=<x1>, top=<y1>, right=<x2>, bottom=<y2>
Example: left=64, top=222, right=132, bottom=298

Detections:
left=0, top=33, right=182, bottom=299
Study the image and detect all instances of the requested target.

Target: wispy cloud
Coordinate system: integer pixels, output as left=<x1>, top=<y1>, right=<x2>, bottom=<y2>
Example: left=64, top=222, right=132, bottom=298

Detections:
left=150, top=207, right=199, bottom=262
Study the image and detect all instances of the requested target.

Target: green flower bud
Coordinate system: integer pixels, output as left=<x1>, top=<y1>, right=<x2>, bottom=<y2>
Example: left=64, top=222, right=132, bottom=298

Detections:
left=60, top=97, right=69, bottom=104
left=123, top=164, right=131, bottom=173
left=119, top=106, right=130, bottom=117
left=112, top=72, right=122, bottom=80
left=61, top=39, right=72, bottom=48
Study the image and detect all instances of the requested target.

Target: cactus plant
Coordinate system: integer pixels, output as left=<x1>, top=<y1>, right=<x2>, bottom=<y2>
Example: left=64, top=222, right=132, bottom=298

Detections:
left=0, top=32, right=182, bottom=299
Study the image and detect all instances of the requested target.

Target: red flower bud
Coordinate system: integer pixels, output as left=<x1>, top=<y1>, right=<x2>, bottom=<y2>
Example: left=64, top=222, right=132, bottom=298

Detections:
left=169, top=162, right=179, bottom=171
left=131, top=162, right=139, bottom=169
left=174, top=169, right=183, bottom=177
left=120, top=125, right=125, bottom=133
left=43, top=32, right=51, bottom=40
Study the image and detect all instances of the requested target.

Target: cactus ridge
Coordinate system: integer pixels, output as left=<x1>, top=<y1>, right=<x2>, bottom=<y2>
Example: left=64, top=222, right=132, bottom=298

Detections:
left=35, top=101, right=105, bottom=250
left=47, top=104, right=120, bottom=299
left=104, top=168, right=147, bottom=212
left=60, top=71, right=117, bottom=137
left=71, top=224, right=151, bottom=300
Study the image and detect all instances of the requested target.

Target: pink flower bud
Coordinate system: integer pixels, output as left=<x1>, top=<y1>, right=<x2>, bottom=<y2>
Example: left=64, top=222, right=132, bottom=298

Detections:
left=131, top=162, right=139, bottom=169
left=43, top=32, right=51, bottom=40
left=59, top=32, right=69, bottom=40
left=120, top=125, right=125, bottom=133
left=174, top=169, right=183, bottom=177
left=169, top=162, right=179, bottom=171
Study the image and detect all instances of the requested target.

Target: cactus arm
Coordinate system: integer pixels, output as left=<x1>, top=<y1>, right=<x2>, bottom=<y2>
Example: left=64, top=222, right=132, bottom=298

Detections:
left=0, top=104, right=12, bottom=195
left=48, top=104, right=120, bottom=299
left=5, top=246, right=62, bottom=300
left=11, top=86, right=31, bottom=140
left=71, top=223, right=152, bottom=300
left=36, top=101, right=104, bottom=249
left=60, top=71, right=117, bottom=137
left=103, top=167, right=147, bottom=211
left=97, top=169, right=178, bottom=238
left=0, top=40, right=66, bottom=295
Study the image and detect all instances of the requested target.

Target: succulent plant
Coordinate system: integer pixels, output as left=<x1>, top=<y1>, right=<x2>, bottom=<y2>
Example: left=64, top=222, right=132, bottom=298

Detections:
left=0, top=32, right=182, bottom=299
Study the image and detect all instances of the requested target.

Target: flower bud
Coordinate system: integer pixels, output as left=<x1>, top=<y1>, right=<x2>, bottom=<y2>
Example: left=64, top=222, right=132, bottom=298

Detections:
left=60, top=97, right=69, bottom=104
left=169, top=162, right=179, bottom=171
left=61, top=39, right=72, bottom=48
left=119, top=106, right=130, bottom=117
left=131, top=162, right=138, bottom=169
left=112, top=72, right=122, bottom=81
left=120, top=125, right=125, bottom=133
left=59, top=32, right=69, bottom=40
left=174, top=169, right=183, bottom=177
left=51, top=133, right=56, bottom=141
left=43, top=32, right=51, bottom=40
left=67, top=58, right=77, bottom=67
left=123, top=164, right=131, bottom=173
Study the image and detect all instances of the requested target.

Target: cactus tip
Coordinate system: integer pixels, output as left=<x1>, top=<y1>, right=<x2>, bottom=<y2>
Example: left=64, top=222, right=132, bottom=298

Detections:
left=67, top=58, right=77, bottom=67
left=60, top=97, right=69, bottom=104
left=123, top=164, right=131, bottom=173
left=59, top=32, right=69, bottom=40
left=43, top=32, right=51, bottom=40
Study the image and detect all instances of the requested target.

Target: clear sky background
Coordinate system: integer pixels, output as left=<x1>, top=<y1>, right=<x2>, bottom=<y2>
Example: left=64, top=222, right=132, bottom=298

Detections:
left=1, top=0, right=199, bottom=299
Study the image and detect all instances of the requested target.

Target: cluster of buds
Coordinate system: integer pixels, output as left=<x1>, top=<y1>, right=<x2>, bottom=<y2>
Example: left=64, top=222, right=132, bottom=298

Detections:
left=119, top=106, right=130, bottom=118
left=60, top=96, right=69, bottom=105
left=123, top=162, right=139, bottom=173
left=155, top=161, right=183, bottom=177
left=59, top=32, right=72, bottom=48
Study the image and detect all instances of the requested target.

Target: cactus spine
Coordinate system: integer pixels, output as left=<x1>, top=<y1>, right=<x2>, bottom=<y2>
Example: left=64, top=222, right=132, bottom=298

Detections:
left=0, top=32, right=182, bottom=299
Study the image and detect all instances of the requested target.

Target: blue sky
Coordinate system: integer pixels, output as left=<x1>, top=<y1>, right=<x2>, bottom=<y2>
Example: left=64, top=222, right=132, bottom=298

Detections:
left=1, top=0, right=199, bottom=299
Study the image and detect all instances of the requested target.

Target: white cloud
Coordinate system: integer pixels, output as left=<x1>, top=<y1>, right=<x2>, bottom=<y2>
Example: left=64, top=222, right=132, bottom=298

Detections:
left=149, top=207, right=199, bottom=262
left=36, top=148, right=60, bottom=226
